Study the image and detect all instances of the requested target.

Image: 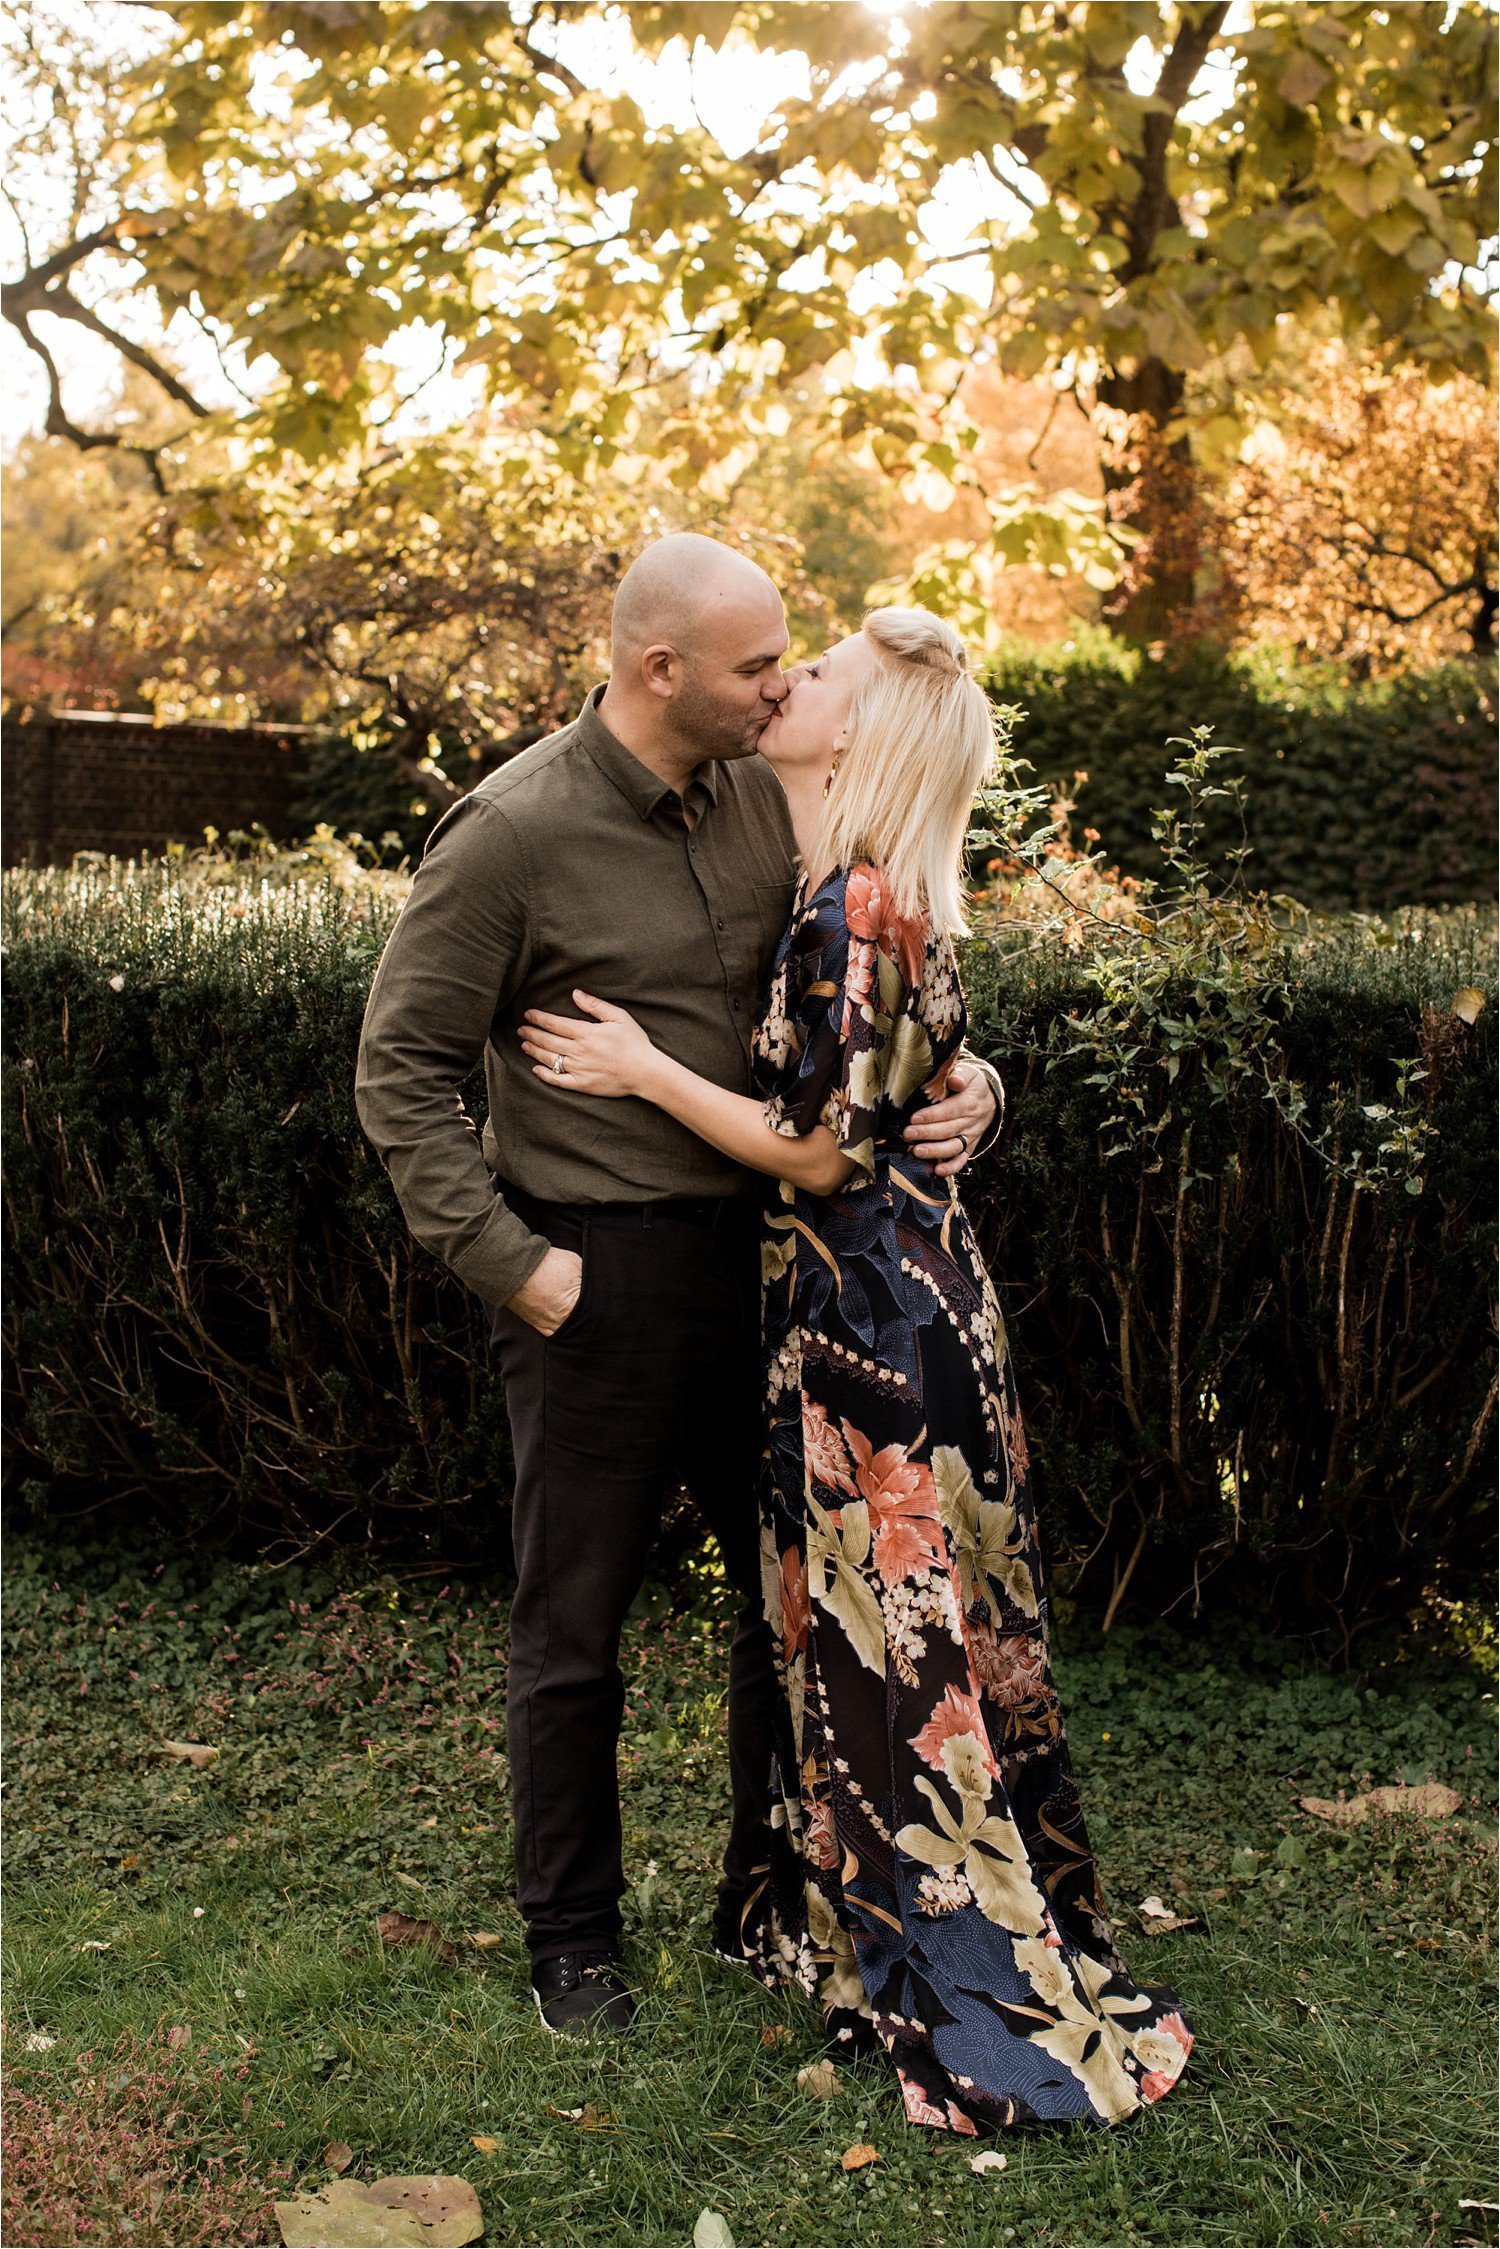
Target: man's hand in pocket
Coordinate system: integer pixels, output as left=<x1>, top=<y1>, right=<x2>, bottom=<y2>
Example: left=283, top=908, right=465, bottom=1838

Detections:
left=507, top=1246, right=583, bottom=1336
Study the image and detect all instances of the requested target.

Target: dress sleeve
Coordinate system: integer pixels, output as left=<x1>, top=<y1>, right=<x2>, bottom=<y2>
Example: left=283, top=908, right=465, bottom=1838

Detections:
left=762, top=864, right=919, bottom=1181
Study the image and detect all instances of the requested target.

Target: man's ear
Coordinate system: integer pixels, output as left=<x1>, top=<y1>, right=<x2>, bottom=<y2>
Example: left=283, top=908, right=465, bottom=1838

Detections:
left=640, top=643, right=680, bottom=701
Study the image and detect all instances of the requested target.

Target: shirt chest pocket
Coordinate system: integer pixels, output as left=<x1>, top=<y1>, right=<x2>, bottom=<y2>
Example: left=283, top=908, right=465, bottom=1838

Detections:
left=751, top=877, right=798, bottom=969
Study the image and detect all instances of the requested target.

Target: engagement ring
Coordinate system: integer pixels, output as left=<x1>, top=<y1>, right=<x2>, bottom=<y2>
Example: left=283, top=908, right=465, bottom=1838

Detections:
left=552, top=1054, right=567, bottom=1077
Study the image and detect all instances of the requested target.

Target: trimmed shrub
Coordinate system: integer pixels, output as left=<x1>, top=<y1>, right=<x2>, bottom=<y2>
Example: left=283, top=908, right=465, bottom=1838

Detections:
left=982, top=637, right=1497, bottom=910
left=3, top=846, right=1492, bottom=1641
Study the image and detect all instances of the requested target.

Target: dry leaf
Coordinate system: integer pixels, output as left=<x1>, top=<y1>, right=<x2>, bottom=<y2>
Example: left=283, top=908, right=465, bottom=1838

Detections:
left=1299, top=1783, right=1461, bottom=1827
left=274, top=2175, right=482, bottom=2249
left=693, top=2214, right=736, bottom=2248
left=796, top=2060, right=841, bottom=2099
left=394, top=1872, right=425, bottom=1892
left=323, top=2142, right=354, bottom=2173
left=544, top=2103, right=615, bottom=2131
left=840, top=2144, right=880, bottom=2173
left=467, top=1933, right=504, bottom=1950
left=165, top=2025, right=190, bottom=2051
left=469, top=2137, right=499, bottom=2155
left=1365, top=1783, right=1461, bottom=1819
left=161, top=1741, right=220, bottom=1769
left=1451, top=988, right=1486, bottom=1024
left=79, top=1940, right=111, bottom=1952
left=759, top=2025, right=792, bottom=2048
left=1138, top=1894, right=1200, bottom=1934
left=22, top=2032, right=55, bottom=2053
left=375, top=1910, right=461, bottom=1965
left=969, top=2151, right=1008, bottom=2176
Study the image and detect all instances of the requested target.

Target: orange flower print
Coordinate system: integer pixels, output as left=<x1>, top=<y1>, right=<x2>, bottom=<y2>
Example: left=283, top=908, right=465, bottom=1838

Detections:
left=779, top=1546, right=810, bottom=1663
left=846, top=862, right=927, bottom=988
left=803, top=1398, right=856, bottom=1495
left=840, top=935, right=879, bottom=1036
left=1005, top=1400, right=1030, bottom=1483
left=806, top=1793, right=840, bottom=1870
left=908, top=1683, right=1000, bottom=1780
left=965, top=1618, right=1050, bottom=1708
left=899, top=2074, right=950, bottom=2130
left=843, top=1421, right=944, bottom=1585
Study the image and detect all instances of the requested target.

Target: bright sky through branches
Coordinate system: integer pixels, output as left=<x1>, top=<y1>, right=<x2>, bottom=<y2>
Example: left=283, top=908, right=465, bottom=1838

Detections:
left=2, top=0, right=1250, bottom=450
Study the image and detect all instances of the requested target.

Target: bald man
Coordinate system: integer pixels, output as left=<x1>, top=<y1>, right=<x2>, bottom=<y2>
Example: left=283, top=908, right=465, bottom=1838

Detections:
left=355, top=534, right=1001, bottom=2037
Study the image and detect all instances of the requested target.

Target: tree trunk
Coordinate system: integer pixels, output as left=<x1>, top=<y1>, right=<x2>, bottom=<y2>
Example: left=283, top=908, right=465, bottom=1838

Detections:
left=1097, top=355, right=1198, bottom=643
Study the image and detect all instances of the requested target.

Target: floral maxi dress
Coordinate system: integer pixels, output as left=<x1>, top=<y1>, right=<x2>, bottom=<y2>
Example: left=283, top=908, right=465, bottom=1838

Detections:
left=737, top=860, right=1195, bottom=2133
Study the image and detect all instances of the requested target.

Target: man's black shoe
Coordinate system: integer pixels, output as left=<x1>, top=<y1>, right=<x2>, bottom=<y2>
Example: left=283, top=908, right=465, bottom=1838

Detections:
left=710, top=1895, right=755, bottom=1974
left=531, top=1951, right=635, bottom=2039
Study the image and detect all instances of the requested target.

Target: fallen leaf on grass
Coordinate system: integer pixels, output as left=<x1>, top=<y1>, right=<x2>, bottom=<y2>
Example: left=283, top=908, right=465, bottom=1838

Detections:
left=1299, top=1783, right=1461, bottom=1827
left=467, top=1932, right=504, bottom=1950
left=275, top=2174, right=482, bottom=2249
left=22, top=2032, right=55, bottom=2053
left=759, top=2024, right=792, bottom=2048
left=375, top=1910, right=461, bottom=1965
left=544, top=2103, right=616, bottom=2131
left=1137, top=1894, right=1201, bottom=1934
left=161, top=1740, right=220, bottom=1768
left=323, top=2142, right=354, bottom=2173
left=165, top=2026, right=190, bottom=2051
left=840, top=2145, right=880, bottom=2172
left=693, top=2213, right=736, bottom=2247
left=78, top=1940, right=112, bottom=1953
left=469, top=2137, right=499, bottom=2155
left=969, top=2151, right=1008, bottom=2176
left=1451, top=988, right=1486, bottom=1024
left=796, top=2061, right=841, bottom=2099
left=394, top=1872, right=425, bottom=1892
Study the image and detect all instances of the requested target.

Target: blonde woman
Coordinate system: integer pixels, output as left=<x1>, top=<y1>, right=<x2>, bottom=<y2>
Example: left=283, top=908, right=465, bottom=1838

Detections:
left=518, top=608, right=1195, bottom=2134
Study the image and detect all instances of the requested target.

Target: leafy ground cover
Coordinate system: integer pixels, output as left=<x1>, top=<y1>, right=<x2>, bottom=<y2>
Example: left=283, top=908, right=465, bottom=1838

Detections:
left=2, top=1528, right=1495, bottom=2249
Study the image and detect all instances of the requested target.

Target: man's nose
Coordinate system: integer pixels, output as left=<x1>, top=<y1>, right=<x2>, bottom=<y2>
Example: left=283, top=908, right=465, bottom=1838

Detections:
left=772, top=664, right=804, bottom=697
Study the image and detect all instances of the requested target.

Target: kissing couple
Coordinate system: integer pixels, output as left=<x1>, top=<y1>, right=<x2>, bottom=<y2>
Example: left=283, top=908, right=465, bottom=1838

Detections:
left=355, top=532, right=1193, bottom=2134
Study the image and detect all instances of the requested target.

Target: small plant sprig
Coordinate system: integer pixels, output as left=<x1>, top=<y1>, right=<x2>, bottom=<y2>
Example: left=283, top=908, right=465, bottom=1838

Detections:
left=968, top=726, right=1438, bottom=1195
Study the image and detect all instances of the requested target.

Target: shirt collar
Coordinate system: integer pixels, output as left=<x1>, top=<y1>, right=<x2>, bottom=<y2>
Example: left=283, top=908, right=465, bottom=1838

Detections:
left=578, top=682, right=721, bottom=820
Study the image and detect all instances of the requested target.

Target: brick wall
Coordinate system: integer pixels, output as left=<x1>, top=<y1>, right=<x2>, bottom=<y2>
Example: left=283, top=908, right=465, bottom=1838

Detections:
left=1, top=711, right=318, bottom=866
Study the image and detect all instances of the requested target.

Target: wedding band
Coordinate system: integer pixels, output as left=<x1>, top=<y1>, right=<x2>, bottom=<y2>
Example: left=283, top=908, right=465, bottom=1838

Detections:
left=552, top=1053, right=567, bottom=1077
left=958, top=1132, right=969, bottom=1153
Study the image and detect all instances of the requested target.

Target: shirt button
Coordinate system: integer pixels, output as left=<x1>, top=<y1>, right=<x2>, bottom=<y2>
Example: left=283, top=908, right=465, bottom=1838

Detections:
left=716, top=917, right=726, bottom=930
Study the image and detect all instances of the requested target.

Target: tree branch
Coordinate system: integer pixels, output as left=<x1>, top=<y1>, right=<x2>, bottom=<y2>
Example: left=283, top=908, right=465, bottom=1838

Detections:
left=28, top=278, right=210, bottom=419
left=7, top=310, right=178, bottom=496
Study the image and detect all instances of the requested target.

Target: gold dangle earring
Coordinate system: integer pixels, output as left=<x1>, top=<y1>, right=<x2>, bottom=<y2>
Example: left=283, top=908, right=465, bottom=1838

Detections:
left=822, top=732, right=846, bottom=801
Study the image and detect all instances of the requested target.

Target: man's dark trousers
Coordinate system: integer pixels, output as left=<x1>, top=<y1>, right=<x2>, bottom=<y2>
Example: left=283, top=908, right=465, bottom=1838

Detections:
left=489, top=1181, right=777, bottom=1968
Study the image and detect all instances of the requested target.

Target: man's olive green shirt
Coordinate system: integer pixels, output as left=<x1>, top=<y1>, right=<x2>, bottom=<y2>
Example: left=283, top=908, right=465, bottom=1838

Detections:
left=354, top=686, right=803, bottom=1308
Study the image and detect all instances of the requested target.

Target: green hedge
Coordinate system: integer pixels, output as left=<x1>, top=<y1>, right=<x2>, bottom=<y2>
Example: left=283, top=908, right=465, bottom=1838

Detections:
left=3, top=860, right=1493, bottom=1642
left=982, top=638, right=1497, bottom=911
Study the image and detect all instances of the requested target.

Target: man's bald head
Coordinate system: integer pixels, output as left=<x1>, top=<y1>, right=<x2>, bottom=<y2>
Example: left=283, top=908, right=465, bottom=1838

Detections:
left=610, top=533, right=783, bottom=668
left=601, top=532, right=791, bottom=767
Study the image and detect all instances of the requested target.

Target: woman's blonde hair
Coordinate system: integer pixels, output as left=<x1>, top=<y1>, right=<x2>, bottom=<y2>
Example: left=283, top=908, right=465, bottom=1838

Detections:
left=812, top=605, right=1000, bottom=936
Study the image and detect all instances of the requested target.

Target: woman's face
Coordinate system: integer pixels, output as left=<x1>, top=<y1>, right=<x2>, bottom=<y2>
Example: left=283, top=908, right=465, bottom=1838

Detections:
left=758, top=632, right=877, bottom=773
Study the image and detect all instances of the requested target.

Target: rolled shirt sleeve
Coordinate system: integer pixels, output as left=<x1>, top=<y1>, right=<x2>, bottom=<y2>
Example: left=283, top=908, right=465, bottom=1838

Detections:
left=354, top=793, right=551, bottom=1309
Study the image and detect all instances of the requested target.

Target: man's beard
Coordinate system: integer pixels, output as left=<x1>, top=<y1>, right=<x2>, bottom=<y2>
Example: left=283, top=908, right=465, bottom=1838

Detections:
left=668, top=667, right=768, bottom=763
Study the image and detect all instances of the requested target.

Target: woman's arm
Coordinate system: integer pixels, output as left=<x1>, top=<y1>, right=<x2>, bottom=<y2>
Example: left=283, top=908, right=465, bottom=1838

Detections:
left=519, top=993, right=857, bottom=1195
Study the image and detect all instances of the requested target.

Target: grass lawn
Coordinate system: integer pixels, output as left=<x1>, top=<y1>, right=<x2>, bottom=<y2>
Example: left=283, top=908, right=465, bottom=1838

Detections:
left=2, top=1524, right=1495, bottom=2249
